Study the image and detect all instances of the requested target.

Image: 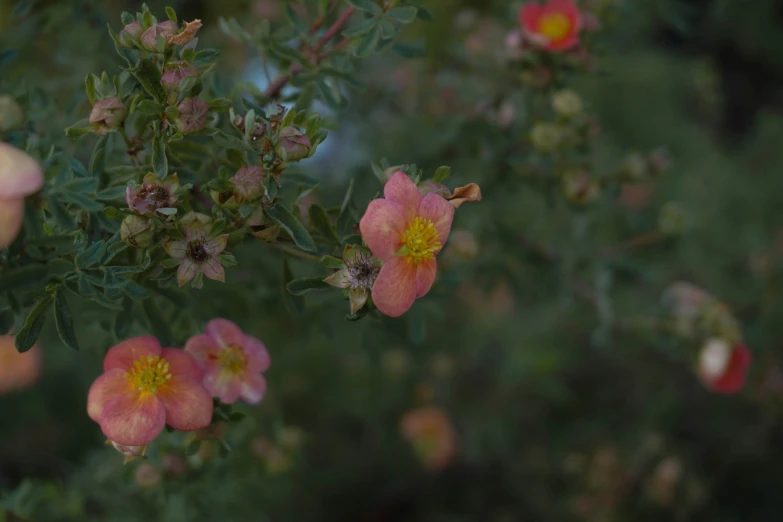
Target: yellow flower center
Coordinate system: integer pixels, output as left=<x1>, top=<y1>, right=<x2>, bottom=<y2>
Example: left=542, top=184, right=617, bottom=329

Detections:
left=538, top=12, right=571, bottom=41
left=219, top=345, right=248, bottom=375
left=128, top=356, right=172, bottom=393
left=400, top=217, right=441, bottom=264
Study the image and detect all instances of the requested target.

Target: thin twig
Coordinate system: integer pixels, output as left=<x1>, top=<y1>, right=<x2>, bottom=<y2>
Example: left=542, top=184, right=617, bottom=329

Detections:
left=272, top=244, right=322, bottom=262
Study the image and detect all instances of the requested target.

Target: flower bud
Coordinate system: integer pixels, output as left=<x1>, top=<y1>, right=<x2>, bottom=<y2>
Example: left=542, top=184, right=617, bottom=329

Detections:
left=0, top=95, right=24, bottom=132
left=121, top=215, right=153, bottom=248
left=232, top=166, right=266, bottom=202
left=89, top=97, right=127, bottom=136
left=552, top=89, right=583, bottom=119
left=530, top=122, right=562, bottom=153
left=176, top=98, right=209, bottom=134
left=562, top=170, right=600, bottom=204
left=140, top=20, right=178, bottom=52
left=276, top=127, right=312, bottom=161
left=118, top=21, right=143, bottom=48
left=161, top=61, right=197, bottom=91
left=658, top=202, right=688, bottom=236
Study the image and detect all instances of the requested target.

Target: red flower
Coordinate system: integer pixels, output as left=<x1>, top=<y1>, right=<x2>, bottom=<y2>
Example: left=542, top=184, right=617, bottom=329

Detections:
left=87, top=336, right=213, bottom=446
left=520, top=0, right=582, bottom=52
left=698, top=338, right=751, bottom=394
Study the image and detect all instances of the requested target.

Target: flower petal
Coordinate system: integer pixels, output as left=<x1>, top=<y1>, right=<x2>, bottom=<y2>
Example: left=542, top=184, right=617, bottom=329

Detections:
left=418, top=193, right=455, bottom=251
left=202, top=258, right=225, bottom=282
left=205, top=319, right=246, bottom=349
left=161, top=347, right=204, bottom=381
left=239, top=372, right=267, bottom=404
left=177, top=259, right=199, bottom=286
left=244, top=335, right=270, bottom=373
left=202, top=370, right=242, bottom=403
left=99, top=390, right=166, bottom=446
left=164, top=240, right=188, bottom=260
left=206, top=234, right=228, bottom=254
left=371, top=256, right=417, bottom=317
left=104, top=336, right=162, bottom=372
left=359, top=199, right=407, bottom=260
left=520, top=2, right=544, bottom=30
left=157, top=376, right=213, bottom=431
left=0, top=198, right=24, bottom=250
left=549, top=33, right=580, bottom=51
left=324, top=269, right=351, bottom=289
left=384, top=172, right=422, bottom=221
left=184, top=333, right=220, bottom=369
left=415, top=258, right=437, bottom=298
left=87, top=368, right=132, bottom=422
left=0, top=143, right=44, bottom=199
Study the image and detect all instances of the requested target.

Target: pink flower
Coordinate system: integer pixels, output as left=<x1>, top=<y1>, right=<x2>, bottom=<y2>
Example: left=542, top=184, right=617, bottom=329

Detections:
left=698, top=338, right=751, bottom=394
left=185, top=319, right=270, bottom=404
left=359, top=172, right=455, bottom=317
left=0, top=143, right=44, bottom=249
left=520, top=0, right=582, bottom=52
left=86, top=336, right=213, bottom=446
left=163, top=212, right=229, bottom=287
left=126, top=173, right=179, bottom=216
left=0, top=335, right=41, bottom=395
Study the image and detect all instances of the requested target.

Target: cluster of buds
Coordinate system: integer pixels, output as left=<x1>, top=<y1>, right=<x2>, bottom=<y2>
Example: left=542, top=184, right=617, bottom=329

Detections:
left=118, top=13, right=202, bottom=54
left=661, top=282, right=751, bottom=393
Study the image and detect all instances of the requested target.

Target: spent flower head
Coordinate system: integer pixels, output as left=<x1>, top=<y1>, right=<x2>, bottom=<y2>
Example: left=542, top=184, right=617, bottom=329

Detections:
left=89, top=97, right=127, bottom=136
left=324, top=245, right=382, bottom=314
left=164, top=212, right=229, bottom=287
left=127, top=173, right=180, bottom=216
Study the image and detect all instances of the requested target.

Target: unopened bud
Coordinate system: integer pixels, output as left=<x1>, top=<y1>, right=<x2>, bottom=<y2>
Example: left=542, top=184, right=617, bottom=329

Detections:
left=531, top=122, right=562, bottom=153
left=119, top=21, right=143, bottom=48
left=0, top=95, right=24, bottom=132
left=232, top=166, right=266, bottom=202
left=552, top=89, right=583, bottom=119
left=176, top=98, right=209, bottom=134
left=276, top=127, right=312, bottom=161
left=562, top=170, right=600, bottom=204
left=121, top=215, right=153, bottom=247
left=89, top=97, right=127, bottom=136
left=140, top=20, right=178, bottom=52
left=161, top=61, right=197, bottom=91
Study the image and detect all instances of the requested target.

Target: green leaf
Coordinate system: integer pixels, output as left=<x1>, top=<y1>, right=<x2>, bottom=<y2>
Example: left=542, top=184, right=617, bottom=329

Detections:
left=386, top=6, right=418, bottom=23
left=392, top=39, right=427, bottom=58
left=123, top=280, right=151, bottom=300
left=132, top=58, right=167, bottom=103
left=54, top=289, right=79, bottom=351
left=96, top=186, right=128, bottom=201
left=120, top=11, right=135, bottom=25
left=75, top=241, right=107, bottom=270
left=308, top=204, right=340, bottom=245
left=209, top=97, right=233, bottom=112
left=85, top=74, right=98, bottom=105
left=346, top=0, right=382, bottom=15
left=342, top=18, right=377, bottom=38
left=0, top=264, right=49, bottom=293
left=89, top=134, right=108, bottom=175
left=281, top=257, right=304, bottom=316
left=414, top=4, right=434, bottom=21
left=65, top=124, right=92, bottom=140
left=379, top=19, right=395, bottom=39
left=266, top=205, right=318, bottom=252
left=103, top=206, right=125, bottom=220
left=214, top=130, right=255, bottom=153
left=152, top=135, right=168, bottom=178
left=15, top=296, right=53, bottom=353
left=286, top=277, right=331, bottom=296
left=354, top=25, right=381, bottom=58
left=136, top=99, right=164, bottom=115
left=165, top=6, right=177, bottom=23
left=59, top=191, right=104, bottom=211
left=433, top=166, right=451, bottom=183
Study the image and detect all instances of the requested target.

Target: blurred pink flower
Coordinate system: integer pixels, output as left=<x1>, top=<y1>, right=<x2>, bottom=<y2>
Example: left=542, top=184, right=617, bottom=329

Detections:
left=520, top=0, right=582, bottom=52
left=698, top=338, right=751, bottom=394
left=400, top=407, right=458, bottom=472
left=87, top=336, right=213, bottom=446
left=0, top=143, right=44, bottom=249
left=359, top=172, right=455, bottom=317
left=0, top=335, right=41, bottom=394
left=185, top=319, right=270, bottom=404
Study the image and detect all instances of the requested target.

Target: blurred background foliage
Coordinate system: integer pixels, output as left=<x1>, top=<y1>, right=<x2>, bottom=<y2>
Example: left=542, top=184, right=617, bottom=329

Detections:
left=3, top=0, right=783, bottom=521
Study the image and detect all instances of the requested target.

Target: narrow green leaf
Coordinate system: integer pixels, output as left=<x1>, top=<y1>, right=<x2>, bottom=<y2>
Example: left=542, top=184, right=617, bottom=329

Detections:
left=133, top=58, right=167, bottom=103
left=346, top=0, right=382, bottom=15
left=165, top=6, right=177, bottom=23
left=15, top=296, right=53, bottom=353
left=54, top=289, right=79, bottom=351
left=85, top=74, right=98, bottom=105
left=433, top=166, right=451, bottom=183
left=152, top=135, right=168, bottom=178
left=354, top=25, right=381, bottom=58
left=308, top=204, right=340, bottom=245
left=266, top=205, right=318, bottom=252
left=386, top=6, right=418, bottom=23
left=286, top=277, right=331, bottom=296
left=320, top=256, right=346, bottom=269
left=379, top=19, right=395, bottom=39
left=89, top=135, right=108, bottom=175
left=392, top=39, right=427, bottom=58
left=281, top=257, right=304, bottom=315
left=342, top=18, right=377, bottom=38
left=208, top=97, right=232, bottom=112
left=75, top=241, right=107, bottom=270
